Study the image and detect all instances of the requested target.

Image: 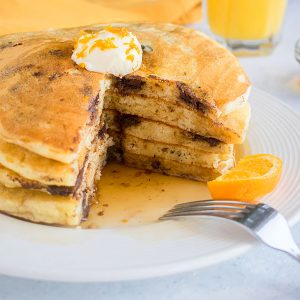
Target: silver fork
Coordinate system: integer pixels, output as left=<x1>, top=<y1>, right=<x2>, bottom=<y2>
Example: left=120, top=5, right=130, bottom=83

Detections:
left=160, top=200, right=300, bottom=262
left=295, top=39, right=300, bottom=64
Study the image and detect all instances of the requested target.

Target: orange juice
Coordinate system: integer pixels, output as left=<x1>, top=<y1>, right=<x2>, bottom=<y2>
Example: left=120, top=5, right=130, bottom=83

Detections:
left=207, top=0, right=287, bottom=40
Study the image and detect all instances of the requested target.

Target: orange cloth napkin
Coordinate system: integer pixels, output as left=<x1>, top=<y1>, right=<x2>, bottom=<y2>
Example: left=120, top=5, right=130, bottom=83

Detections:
left=0, top=0, right=201, bottom=36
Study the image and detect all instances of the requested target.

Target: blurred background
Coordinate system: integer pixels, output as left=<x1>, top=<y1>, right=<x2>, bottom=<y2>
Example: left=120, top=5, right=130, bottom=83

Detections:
left=0, top=0, right=202, bottom=35
left=0, top=0, right=288, bottom=57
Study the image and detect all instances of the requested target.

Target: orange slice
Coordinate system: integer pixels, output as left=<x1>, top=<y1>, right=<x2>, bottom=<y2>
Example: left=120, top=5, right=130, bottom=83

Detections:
left=207, top=154, right=282, bottom=202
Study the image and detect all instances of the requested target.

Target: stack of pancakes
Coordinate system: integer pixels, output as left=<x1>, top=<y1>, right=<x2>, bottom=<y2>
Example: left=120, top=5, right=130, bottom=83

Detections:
left=0, top=37, right=112, bottom=225
left=0, top=23, right=250, bottom=226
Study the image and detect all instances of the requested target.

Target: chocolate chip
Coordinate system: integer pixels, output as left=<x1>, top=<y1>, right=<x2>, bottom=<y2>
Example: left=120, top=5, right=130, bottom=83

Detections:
left=16, top=177, right=75, bottom=196
left=12, top=42, right=22, bottom=47
left=81, top=190, right=90, bottom=220
left=0, top=41, right=22, bottom=50
left=176, top=82, right=208, bottom=114
left=119, top=114, right=141, bottom=128
left=87, top=94, right=100, bottom=124
left=97, top=124, right=107, bottom=139
left=32, top=71, right=44, bottom=77
left=114, top=76, right=145, bottom=94
left=46, top=185, right=74, bottom=196
left=185, top=131, right=222, bottom=147
left=151, top=160, right=161, bottom=169
left=199, top=136, right=221, bottom=147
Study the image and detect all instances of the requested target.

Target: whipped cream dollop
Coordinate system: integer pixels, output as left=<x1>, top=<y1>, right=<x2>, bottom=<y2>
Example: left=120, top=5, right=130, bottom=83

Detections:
left=72, top=26, right=142, bottom=76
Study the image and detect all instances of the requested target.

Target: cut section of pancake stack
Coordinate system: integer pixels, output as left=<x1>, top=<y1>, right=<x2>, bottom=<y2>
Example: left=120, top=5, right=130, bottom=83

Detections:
left=0, top=23, right=251, bottom=226
left=0, top=37, right=112, bottom=225
left=104, top=72, right=250, bottom=181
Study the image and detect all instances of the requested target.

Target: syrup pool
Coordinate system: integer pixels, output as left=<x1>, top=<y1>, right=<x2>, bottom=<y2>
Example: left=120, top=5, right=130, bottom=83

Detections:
left=82, top=142, right=250, bottom=229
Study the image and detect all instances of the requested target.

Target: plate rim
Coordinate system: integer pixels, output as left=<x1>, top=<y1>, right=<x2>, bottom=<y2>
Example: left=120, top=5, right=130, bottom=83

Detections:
left=0, top=240, right=253, bottom=282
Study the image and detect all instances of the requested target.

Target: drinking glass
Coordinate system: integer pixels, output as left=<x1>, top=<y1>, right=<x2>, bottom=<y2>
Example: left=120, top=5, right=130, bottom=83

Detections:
left=206, top=0, right=287, bottom=56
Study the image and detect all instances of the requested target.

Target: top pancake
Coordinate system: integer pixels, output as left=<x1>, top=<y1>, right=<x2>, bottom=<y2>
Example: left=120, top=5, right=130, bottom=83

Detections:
left=0, top=33, right=106, bottom=163
left=0, top=23, right=250, bottom=162
left=76, top=23, right=250, bottom=117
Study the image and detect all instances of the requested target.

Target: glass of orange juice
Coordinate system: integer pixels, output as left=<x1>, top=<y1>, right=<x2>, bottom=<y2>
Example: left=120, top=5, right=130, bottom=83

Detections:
left=206, top=0, right=287, bottom=56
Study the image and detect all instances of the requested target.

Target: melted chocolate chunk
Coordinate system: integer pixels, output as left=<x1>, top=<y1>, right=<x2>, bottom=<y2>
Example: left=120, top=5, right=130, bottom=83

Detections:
left=12, top=42, right=22, bottom=47
left=98, top=124, right=107, bottom=139
left=81, top=190, right=92, bottom=220
left=16, top=178, right=74, bottom=196
left=185, top=132, right=222, bottom=147
left=46, top=153, right=90, bottom=196
left=151, top=160, right=161, bottom=169
left=17, top=180, right=43, bottom=191
left=32, top=71, right=44, bottom=77
left=88, top=94, right=100, bottom=123
left=107, top=145, right=123, bottom=162
left=0, top=42, right=22, bottom=50
left=119, top=114, right=141, bottom=128
left=114, top=76, right=145, bottom=94
left=176, top=82, right=208, bottom=114
left=73, top=155, right=89, bottom=196
left=46, top=185, right=74, bottom=196
left=197, top=136, right=221, bottom=147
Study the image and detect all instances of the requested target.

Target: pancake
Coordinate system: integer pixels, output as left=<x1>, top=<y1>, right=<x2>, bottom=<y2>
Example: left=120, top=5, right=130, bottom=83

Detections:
left=124, top=152, right=233, bottom=182
left=0, top=33, right=110, bottom=163
left=0, top=118, right=107, bottom=186
left=0, top=133, right=111, bottom=195
left=123, top=134, right=234, bottom=170
left=0, top=134, right=110, bottom=226
left=105, top=93, right=250, bottom=144
left=104, top=110, right=232, bottom=153
left=0, top=186, right=81, bottom=226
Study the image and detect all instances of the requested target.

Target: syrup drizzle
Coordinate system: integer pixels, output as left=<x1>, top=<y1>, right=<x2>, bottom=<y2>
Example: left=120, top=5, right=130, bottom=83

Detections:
left=82, top=142, right=250, bottom=229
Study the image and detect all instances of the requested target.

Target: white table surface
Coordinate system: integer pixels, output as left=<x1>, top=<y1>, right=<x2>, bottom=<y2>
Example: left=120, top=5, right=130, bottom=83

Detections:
left=1, top=1, right=300, bottom=299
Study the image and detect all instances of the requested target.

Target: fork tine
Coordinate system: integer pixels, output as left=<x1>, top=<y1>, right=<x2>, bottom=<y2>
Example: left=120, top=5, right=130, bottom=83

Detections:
left=174, top=200, right=256, bottom=209
left=168, top=205, right=252, bottom=215
left=160, top=210, right=244, bottom=220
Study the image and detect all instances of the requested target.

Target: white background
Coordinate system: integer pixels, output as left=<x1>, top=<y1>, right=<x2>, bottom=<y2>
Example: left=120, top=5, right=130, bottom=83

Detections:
left=0, top=0, right=300, bottom=299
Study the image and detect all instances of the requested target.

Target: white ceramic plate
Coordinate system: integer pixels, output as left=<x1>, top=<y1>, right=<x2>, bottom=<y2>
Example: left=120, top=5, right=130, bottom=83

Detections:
left=0, top=88, right=300, bottom=282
